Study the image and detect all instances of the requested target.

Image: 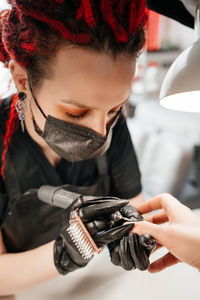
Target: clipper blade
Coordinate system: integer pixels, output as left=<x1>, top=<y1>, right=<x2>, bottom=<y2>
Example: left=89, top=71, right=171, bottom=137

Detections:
left=67, top=210, right=103, bottom=260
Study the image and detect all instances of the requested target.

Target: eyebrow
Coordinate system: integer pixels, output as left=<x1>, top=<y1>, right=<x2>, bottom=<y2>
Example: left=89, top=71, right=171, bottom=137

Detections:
left=61, top=98, right=129, bottom=109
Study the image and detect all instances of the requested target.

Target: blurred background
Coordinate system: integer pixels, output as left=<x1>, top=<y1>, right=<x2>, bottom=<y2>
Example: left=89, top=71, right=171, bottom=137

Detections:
left=127, top=10, right=200, bottom=210
left=0, top=1, right=200, bottom=299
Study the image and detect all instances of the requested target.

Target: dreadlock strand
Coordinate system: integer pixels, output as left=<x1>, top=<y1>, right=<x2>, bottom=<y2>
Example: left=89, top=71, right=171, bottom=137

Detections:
left=1, top=94, right=19, bottom=180
left=101, top=0, right=128, bottom=43
left=20, top=7, right=91, bottom=44
left=81, top=0, right=96, bottom=28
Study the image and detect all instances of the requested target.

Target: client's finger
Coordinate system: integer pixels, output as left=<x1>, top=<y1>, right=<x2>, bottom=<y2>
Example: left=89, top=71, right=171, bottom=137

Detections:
left=148, top=252, right=180, bottom=273
left=132, top=221, right=164, bottom=245
left=135, top=194, right=181, bottom=216
left=144, top=209, right=169, bottom=224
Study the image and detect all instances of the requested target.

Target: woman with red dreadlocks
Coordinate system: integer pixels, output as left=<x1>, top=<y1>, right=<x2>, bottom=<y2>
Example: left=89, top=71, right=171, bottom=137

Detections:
left=0, top=0, right=156, bottom=295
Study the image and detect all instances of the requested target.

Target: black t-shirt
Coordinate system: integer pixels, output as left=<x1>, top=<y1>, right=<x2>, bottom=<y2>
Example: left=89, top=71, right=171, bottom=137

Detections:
left=0, top=96, right=142, bottom=227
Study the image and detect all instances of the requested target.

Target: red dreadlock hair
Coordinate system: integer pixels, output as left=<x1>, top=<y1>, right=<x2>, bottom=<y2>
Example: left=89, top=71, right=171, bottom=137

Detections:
left=0, top=0, right=147, bottom=179
left=0, top=94, right=19, bottom=180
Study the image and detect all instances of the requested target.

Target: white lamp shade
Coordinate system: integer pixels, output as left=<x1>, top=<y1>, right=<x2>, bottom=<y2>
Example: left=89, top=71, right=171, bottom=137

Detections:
left=160, top=40, right=200, bottom=112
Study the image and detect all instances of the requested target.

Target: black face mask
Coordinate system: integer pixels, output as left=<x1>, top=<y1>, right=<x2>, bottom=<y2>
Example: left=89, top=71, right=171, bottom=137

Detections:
left=29, top=83, right=120, bottom=162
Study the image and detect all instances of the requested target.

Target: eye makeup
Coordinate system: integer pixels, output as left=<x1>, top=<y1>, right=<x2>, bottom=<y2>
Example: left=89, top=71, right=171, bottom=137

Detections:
left=60, top=98, right=127, bottom=121
left=65, top=106, right=122, bottom=120
left=65, top=111, right=88, bottom=120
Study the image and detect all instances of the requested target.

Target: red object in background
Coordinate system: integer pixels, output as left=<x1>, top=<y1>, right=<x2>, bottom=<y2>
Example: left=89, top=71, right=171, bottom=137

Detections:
left=146, top=9, right=160, bottom=51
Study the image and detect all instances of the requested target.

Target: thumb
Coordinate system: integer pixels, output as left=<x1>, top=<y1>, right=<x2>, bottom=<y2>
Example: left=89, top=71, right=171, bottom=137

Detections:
left=132, top=221, right=164, bottom=244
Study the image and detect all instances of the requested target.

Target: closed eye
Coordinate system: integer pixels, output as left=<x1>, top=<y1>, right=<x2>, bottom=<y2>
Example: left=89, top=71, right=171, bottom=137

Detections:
left=65, top=105, right=123, bottom=120
left=65, top=111, right=88, bottom=120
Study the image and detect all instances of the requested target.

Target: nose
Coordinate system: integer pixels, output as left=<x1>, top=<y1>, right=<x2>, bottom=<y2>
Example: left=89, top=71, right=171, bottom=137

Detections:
left=91, top=118, right=107, bottom=137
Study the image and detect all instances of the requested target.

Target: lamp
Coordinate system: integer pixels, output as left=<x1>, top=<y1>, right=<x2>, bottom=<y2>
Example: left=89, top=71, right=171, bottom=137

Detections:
left=160, top=2, right=200, bottom=112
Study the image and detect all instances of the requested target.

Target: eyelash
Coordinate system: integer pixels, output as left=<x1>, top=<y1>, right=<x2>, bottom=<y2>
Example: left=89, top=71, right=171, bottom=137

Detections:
left=65, top=106, right=122, bottom=120
left=65, top=111, right=88, bottom=120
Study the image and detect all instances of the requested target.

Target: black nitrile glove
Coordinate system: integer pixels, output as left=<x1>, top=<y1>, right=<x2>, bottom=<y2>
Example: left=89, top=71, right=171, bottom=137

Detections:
left=54, top=196, right=134, bottom=275
left=108, top=205, right=157, bottom=271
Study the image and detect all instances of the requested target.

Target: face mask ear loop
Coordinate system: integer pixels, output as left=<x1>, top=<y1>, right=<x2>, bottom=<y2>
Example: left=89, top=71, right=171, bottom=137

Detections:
left=28, top=78, right=47, bottom=119
left=27, top=78, right=46, bottom=136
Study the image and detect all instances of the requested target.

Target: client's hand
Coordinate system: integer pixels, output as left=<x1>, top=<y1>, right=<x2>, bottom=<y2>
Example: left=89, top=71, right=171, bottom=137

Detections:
left=132, top=193, right=200, bottom=272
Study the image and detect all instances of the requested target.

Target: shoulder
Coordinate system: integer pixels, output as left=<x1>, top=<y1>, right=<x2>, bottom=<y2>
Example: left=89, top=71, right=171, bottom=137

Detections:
left=0, top=95, right=13, bottom=114
left=0, top=95, right=14, bottom=135
left=0, top=95, right=14, bottom=159
left=0, top=96, right=12, bottom=111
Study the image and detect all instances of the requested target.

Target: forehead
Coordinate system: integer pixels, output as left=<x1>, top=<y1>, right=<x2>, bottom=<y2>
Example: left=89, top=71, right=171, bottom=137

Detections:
left=45, top=46, right=137, bottom=108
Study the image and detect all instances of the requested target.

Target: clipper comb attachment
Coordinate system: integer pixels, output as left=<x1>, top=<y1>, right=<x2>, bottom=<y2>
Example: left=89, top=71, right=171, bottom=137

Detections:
left=67, top=210, right=103, bottom=260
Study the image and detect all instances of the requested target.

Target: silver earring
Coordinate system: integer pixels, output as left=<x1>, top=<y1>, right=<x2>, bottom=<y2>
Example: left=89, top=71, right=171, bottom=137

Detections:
left=15, top=92, right=27, bottom=133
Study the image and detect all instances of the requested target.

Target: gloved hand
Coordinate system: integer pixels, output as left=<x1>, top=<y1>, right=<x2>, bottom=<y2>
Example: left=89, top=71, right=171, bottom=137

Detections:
left=108, top=205, right=156, bottom=271
left=54, top=195, right=134, bottom=275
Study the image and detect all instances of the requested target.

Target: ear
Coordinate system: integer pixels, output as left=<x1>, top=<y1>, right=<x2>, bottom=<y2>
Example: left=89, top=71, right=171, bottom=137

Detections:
left=9, top=60, right=29, bottom=94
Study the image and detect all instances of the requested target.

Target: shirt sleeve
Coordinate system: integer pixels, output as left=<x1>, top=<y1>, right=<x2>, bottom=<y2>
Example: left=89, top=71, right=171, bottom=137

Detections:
left=107, top=116, right=142, bottom=199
